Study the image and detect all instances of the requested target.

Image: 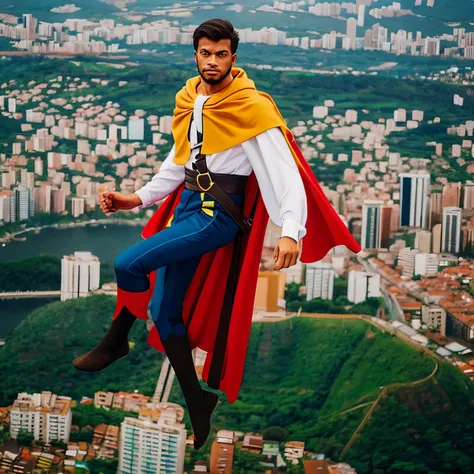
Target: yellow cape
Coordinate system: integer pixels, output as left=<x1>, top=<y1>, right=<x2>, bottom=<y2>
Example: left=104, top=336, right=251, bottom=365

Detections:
left=172, top=67, right=288, bottom=165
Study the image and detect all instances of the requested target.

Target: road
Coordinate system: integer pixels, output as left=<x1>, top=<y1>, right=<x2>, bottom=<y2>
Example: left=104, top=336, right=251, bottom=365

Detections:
left=0, top=291, right=61, bottom=299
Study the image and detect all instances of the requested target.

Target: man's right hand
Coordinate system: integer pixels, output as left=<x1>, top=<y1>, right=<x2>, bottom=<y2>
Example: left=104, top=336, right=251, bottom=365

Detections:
left=99, top=192, right=142, bottom=214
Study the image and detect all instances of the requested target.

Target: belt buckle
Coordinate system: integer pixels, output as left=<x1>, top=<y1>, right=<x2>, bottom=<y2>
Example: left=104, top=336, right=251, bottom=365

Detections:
left=196, top=172, right=214, bottom=192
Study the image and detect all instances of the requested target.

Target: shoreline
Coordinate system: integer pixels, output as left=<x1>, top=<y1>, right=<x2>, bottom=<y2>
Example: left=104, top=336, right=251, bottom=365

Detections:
left=0, top=218, right=147, bottom=244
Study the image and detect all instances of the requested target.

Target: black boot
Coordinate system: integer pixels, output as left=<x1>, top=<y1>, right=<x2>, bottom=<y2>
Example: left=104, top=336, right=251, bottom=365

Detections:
left=72, top=306, right=137, bottom=372
left=161, top=333, right=219, bottom=450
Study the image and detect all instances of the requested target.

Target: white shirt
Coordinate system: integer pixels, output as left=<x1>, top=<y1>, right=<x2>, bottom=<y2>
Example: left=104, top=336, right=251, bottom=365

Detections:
left=135, top=94, right=307, bottom=242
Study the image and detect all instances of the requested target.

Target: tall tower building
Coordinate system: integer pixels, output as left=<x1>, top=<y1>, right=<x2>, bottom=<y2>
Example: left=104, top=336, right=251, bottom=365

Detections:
left=346, top=17, right=357, bottom=38
left=415, top=230, right=432, bottom=253
left=442, top=207, right=462, bottom=254
left=442, top=182, right=461, bottom=208
left=61, top=251, right=100, bottom=301
left=462, top=182, right=474, bottom=210
left=361, top=201, right=392, bottom=249
left=361, top=200, right=382, bottom=249
left=305, top=262, right=335, bottom=301
left=399, top=173, right=430, bottom=229
left=152, top=359, right=175, bottom=404
left=430, top=188, right=443, bottom=228
left=13, top=185, right=34, bottom=221
left=0, top=191, right=13, bottom=223
left=347, top=271, right=381, bottom=303
left=118, top=416, right=186, bottom=474
left=432, top=223, right=442, bottom=253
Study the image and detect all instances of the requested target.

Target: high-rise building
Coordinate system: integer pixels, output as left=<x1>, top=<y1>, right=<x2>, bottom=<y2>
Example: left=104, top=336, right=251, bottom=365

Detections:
left=22, top=13, right=37, bottom=40
left=442, top=182, right=461, bottom=208
left=397, top=248, right=417, bottom=277
left=0, top=191, right=12, bottom=222
left=462, top=182, right=474, bottom=210
left=52, top=189, right=66, bottom=213
left=128, top=117, right=145, bottom=141
left=10, top=392, right=72, bottom=443
left=399, top=173, right=430, bottom=229
left=357, top=4, right=365, bottom=27
left=361, top=201, right=391, bottom=249
left=61, top=251, right=100, bottom=301
left=347, top=271, right=381, bottom=303
left=13, top=185, right=34, bottom=221
left=361, top=200, right=382, bottom=249
left=415, top=230, right=432, bottom=253
left=346, top=17, right=357, bottom=38
left=305, top=262, right=335, bottom=301
left=71, top=197, right=85, bottom=217
left=442, top=207, right=462, bottom=254
left=34, top=184, right=51, bottom=214
left=430, top=188, right=443, bottom=228
left=432, top=223, right=442, bottom=253
left=118, top=416, right=186, bottom=474
left=414, top=252, right=439, bottom=276
left=153, top=359, right=175, bottom=404
left=159, top=116, right=173, bottom=134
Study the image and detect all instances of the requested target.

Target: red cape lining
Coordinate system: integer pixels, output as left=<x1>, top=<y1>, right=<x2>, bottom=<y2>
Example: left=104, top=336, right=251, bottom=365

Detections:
left=141, top=130, right=361, bottom=403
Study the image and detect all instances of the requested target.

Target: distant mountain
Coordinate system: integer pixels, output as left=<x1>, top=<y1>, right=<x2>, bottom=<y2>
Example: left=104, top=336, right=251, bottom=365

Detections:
left=0, top=296, right=473, bottom=473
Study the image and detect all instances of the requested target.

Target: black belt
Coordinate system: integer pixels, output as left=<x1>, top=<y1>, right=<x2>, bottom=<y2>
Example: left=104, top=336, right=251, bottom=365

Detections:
left=184, top=164, right=252, bottom=234
left=184, top=167, right=248, bottom=194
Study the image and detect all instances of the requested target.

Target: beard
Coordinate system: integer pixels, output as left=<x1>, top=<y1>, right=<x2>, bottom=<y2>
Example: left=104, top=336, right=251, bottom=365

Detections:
left=197, top=62, right=233, bottom=85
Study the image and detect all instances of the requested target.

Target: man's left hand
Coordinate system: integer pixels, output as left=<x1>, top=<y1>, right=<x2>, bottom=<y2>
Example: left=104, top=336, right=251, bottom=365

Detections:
left=274, top=236, right=300, bottom=270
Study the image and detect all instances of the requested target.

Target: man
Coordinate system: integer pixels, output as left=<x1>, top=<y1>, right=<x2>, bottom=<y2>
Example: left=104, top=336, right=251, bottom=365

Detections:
left=73, top=19, right=361, bottom=450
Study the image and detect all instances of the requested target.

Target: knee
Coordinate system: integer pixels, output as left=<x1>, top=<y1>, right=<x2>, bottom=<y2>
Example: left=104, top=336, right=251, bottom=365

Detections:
left=114, top=251, right=132, bottom=275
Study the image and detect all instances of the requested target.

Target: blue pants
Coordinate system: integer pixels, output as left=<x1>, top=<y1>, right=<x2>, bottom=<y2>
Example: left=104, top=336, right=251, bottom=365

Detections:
left=114, top=189, right=243, bottom=340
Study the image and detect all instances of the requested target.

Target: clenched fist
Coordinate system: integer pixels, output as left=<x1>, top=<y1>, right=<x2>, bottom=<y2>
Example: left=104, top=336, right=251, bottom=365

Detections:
left=99, top=192, right=142, bottom=215
left=274, top=236, right=300, bottom=270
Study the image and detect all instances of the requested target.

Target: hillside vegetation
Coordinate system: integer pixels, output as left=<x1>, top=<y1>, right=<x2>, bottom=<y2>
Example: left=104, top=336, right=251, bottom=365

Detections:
left=0, top=296, right=472, bottom=473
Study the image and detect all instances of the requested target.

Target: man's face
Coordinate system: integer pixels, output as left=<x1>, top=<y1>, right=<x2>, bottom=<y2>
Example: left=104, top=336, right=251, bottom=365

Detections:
left=194, top=38, right=236, bottom=85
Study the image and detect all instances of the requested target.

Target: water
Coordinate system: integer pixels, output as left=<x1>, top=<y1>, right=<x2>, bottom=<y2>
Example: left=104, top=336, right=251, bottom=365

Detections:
left=0, top=298, right=58, bottom=338
left=0, top=224, right=145, bottom=337
left=0, top=224, right=145, bottom=263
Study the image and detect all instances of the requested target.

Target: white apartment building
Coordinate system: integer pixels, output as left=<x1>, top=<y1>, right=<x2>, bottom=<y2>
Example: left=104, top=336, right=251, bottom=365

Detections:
left=442, top=206, right=462, bottom=254
left=347, top=271, right=381, bottom=303
left=305, top=262, right=335, bottom=301
left=10, top=392, right=72, bottom=443
left=399, top=173, right=430, bottom=229
left=118, top=416, right=186, bottom=474
left=414, top=252, right=439, bottom=276
left=397, top=248, right=417, bottom=278
left=61, top=251, right=100, bottom=301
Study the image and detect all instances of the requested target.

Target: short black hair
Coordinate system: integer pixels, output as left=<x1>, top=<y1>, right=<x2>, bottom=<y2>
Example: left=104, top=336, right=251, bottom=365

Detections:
left=193, top=19, right=239, bottom=55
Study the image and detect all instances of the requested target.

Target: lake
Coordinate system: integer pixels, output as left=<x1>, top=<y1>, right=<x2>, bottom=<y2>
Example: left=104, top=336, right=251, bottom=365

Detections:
left=0, top=224, right=145, bottom=263
left=0, top=224, right=146, bottom=338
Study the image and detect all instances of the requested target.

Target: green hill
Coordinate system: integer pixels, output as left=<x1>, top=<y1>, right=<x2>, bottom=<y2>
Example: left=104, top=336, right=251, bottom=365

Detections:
left=0, top=296, right=473, bottom=473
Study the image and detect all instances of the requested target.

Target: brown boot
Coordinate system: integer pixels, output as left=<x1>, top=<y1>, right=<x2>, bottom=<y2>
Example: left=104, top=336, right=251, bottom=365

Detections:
left=72, top=306, right=137, bottom=372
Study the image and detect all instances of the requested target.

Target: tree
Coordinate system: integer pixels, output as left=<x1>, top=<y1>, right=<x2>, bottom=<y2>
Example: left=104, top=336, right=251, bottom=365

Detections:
left=17, top=428, right=34, bottom=446
left=262, top=426, right=288, bottom=442
left=50, top=439, right=68, bottom=450
left=87, top=458, right=118, bottom=474
left=232, top=449, right=267, bottom=474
